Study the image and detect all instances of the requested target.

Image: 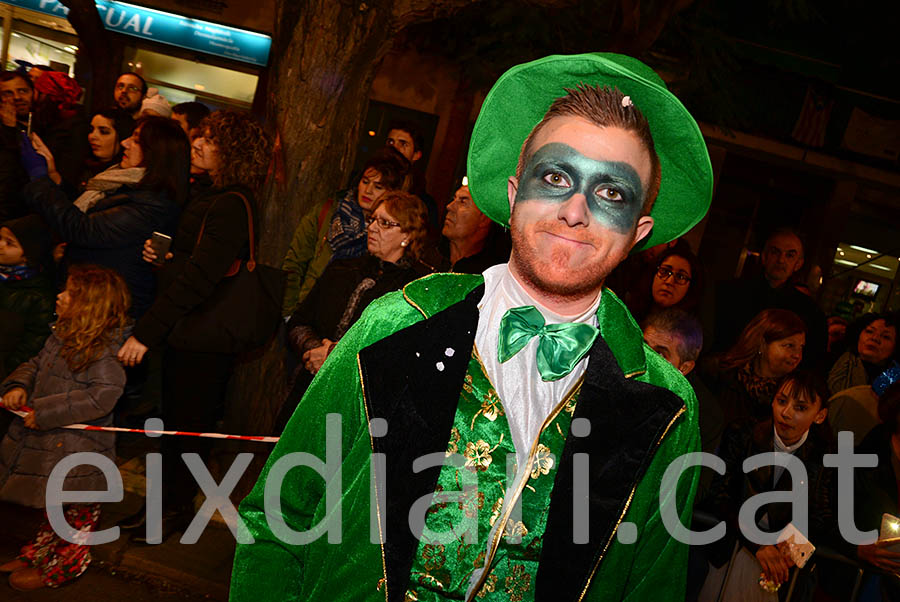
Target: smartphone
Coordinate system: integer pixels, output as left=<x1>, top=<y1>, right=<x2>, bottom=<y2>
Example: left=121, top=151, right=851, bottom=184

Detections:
left=149, top=231, right=172, bottom=265
left=879, top=513, right=900, bottom=552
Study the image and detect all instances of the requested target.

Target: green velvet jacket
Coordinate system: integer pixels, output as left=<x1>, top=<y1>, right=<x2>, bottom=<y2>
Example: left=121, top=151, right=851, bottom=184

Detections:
left=231, top=273, right=700, bottom=602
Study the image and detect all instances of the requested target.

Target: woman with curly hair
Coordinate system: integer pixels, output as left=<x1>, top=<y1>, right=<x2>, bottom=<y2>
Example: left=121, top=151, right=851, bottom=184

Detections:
left=117, top=110, right=271, bottom=540
left=0, top=265, right=130, bottom=590
left=275, top=191, right=433, bottom=432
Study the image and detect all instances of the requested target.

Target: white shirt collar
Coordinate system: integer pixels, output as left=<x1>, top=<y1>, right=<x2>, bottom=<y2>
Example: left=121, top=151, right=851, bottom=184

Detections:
left=773, top=426, right=808, bottom=454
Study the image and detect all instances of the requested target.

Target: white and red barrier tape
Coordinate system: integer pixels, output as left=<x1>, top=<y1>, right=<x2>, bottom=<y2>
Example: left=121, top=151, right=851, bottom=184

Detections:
left=2, top=405, right=279, bottom=443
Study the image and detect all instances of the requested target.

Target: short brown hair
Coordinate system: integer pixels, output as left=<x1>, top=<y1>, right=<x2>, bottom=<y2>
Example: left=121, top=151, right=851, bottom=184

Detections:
left=375, top=191, right=428, bottom=261
left=360, top=148, right=410, bottom=192
left=201, top=111, right=271, bottom=190
left=516, top=84, right=661, bottom=215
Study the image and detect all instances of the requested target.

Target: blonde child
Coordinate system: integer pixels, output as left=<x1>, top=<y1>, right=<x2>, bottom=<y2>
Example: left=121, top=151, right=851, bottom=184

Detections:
left=0, top=264, right=130, bottom=591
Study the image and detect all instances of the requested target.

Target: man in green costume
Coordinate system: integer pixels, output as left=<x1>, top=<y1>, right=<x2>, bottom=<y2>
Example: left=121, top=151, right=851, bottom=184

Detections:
left=231, top=53, right=713, bottom=601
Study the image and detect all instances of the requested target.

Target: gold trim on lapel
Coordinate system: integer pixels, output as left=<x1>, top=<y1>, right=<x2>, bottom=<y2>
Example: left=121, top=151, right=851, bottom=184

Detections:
left=576, top=404, right=686, bottom=601
left=358, top=353, right=389, bottom=602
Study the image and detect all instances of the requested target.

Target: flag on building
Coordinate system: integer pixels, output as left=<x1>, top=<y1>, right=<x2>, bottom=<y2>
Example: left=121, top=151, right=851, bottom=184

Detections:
left=842, top=107, right=900, bottom=161
left=791, top=85, right=834, bottom=148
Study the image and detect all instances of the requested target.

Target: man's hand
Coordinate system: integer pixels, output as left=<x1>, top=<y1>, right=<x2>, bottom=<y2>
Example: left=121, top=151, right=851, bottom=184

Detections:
left=23, top=411, right=38, bottom=430
left=142, top=238, right=173, bottom=264
left=755, top=545, right=794, bottom=584
left=302, top=339, right=333, bottom=375
left=858, top=542, right=900, bottom=575
left=1, top=387, right=27, bottom=410
left=118, top=336, right=149, bottom=367
left=0, top=100, right=16, bottom=128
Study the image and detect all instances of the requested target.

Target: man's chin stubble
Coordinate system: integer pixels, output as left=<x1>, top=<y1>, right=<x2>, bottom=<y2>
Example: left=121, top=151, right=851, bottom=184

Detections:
left=509, top=243, right=608, bottom=303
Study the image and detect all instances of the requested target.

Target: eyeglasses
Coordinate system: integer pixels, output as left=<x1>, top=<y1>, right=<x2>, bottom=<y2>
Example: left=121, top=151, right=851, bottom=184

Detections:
left=115, top=83, right=142, bottom=93
left=366, top=216, right=402, bottom=229
left=656, top=266, right=691, bottom=285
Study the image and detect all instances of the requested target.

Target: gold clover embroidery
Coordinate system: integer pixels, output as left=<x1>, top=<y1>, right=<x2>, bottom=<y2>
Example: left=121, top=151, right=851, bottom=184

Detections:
left=505, top=564, right=532, bottom=602
left=446, top=428, right=461, bottom=457
left=459, top=490, right=485, bottom=519
left=530, top=444, right=555, bottom=480
left=471, top=389, right=504, bottom=430
left=488, top=497, right=504, bottom=527
left=421, top=543, right=446, bottom=572
left=476, top=574, right=499, bottom=598
left=503, top=520, right=529, bottom=539
left=464, top=440, right=496, bottom=471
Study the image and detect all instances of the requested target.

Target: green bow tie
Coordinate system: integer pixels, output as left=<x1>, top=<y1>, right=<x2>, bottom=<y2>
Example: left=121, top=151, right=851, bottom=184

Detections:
left=497, top=305, right=599, bottom=382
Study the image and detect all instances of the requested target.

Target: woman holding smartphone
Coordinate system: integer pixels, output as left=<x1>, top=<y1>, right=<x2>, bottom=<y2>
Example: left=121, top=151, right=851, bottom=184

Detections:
left=19, top=116, right=189, bottom=317
left=117, top=110, right=271, bottom=542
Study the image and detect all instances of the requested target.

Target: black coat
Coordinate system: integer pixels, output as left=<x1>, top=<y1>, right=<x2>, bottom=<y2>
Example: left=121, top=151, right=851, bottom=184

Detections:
left=705, top=420, right=836, bottom=566
left=24, top=176, right=180, bottom=318
left=287, top=254, right=432, bottom=348
left=713, top=276, right=827, bottom=370
left=133, top=184, right=253, bottom=348
left=0, top=272, right=55, bottom=380
left=699, top=360, right=777, bottom=428
left=0, top=125, right=28, bottom=222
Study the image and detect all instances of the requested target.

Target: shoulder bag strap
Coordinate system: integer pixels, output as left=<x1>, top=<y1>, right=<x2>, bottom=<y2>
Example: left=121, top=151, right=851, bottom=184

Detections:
left=195, top=191, right=258, bottom=273
left=317, top=197, right=335, bottom=236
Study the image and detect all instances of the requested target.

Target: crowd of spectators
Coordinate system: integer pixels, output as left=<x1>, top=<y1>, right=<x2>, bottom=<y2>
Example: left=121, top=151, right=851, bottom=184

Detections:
left=0, top=63, right=898, bottom=600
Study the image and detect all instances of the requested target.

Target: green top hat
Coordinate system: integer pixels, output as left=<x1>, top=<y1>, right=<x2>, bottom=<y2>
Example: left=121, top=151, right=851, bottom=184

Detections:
left=467, top=52, right=713, bottom=250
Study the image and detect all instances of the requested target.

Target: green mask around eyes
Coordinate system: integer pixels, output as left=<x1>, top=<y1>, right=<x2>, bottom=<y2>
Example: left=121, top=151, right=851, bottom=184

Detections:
left=515, top=142, right=646, bottom=234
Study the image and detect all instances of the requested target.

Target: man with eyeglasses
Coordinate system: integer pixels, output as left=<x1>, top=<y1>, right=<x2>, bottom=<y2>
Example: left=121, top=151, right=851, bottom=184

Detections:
left=114, top=72, right=148, bottom=119
left=233, top=54, right=713, bottom=601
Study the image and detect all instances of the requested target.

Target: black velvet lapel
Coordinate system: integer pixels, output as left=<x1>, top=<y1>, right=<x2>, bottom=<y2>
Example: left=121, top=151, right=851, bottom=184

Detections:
left=536, top=334, right=686, bottom=601
left=358, top=285, right=484, bottom=602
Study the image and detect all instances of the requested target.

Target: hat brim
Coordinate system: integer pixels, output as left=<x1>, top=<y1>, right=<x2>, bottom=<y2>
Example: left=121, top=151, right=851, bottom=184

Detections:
left=467, top=53, right=713, bottom=250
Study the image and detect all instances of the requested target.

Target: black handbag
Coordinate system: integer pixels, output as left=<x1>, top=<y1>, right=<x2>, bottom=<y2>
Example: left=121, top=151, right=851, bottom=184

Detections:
left=167, top=192, right=287, bottom=353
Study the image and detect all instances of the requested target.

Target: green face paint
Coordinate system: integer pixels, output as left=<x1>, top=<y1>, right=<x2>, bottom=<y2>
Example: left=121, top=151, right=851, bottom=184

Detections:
left=515, top=142, right=646, bottom=234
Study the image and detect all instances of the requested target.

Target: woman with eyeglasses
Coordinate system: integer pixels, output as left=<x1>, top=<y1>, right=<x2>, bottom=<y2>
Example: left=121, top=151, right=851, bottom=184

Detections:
left=281, top=148, right=410, bottom=315
left=275, top=191, right=433, bottom=433
left=629, top=247, right=704, bottom=326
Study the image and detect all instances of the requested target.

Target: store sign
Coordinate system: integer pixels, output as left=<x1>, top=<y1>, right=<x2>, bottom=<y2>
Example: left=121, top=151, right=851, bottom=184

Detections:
left=1, top=0, right=271, bottom=66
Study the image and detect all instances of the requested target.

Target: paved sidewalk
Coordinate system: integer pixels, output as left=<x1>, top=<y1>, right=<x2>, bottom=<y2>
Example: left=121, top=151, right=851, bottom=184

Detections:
left=0, top=445, right=238, bottom=600
left=0, top=495, right=232, bottom=600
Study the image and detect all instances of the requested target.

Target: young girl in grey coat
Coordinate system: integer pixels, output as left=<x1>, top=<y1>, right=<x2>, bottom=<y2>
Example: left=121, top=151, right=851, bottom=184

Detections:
left=0, top=264, right=131, bottom=591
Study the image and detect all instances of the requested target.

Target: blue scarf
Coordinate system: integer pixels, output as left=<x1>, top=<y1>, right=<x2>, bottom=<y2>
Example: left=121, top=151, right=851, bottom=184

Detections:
left=327, top=188, right=368, bottom=261
left=0, top=264, right=38, bottom=282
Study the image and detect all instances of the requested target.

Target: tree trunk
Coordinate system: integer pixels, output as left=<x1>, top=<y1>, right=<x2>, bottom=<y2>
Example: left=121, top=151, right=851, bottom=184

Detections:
left=59, top=0, right=125, bottom=112
left=227, top=0, right=483, bottom=499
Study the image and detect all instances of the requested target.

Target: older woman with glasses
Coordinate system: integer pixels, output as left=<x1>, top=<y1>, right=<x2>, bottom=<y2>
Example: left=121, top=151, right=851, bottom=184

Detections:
left=275, top=191, right=433, bottom=433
